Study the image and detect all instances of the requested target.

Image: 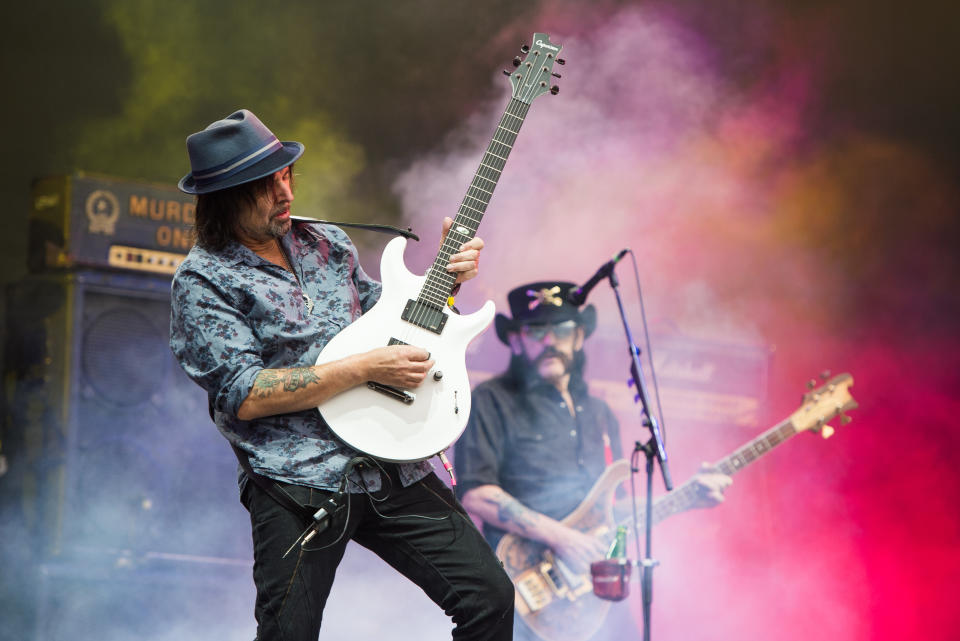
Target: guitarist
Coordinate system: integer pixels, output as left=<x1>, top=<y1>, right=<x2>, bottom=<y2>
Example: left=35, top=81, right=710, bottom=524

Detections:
left=454, top=281, right=731, bottom=641
left=170, top=109, right=514, bottom=641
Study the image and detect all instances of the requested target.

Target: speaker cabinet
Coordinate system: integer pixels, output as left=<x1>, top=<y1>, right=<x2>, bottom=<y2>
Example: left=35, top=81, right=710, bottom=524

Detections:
left=4, top=270, right=250, bottom=559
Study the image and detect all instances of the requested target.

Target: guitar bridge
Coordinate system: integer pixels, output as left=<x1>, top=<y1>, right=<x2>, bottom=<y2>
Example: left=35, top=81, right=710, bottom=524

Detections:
left=366, top=381, right=416, bottom=404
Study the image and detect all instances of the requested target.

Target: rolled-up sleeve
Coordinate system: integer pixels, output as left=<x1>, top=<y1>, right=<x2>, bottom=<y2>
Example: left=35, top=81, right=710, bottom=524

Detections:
left=170, top=269, right=264, bottom=416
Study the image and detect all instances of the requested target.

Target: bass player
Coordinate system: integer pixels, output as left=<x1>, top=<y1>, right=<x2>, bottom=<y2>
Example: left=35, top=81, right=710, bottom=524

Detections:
left=455, top=280, right=732, bottom=641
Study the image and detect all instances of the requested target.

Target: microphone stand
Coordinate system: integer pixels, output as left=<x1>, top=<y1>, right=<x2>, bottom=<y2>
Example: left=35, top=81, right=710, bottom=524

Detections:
left=605, top=266, right=672, bottom=641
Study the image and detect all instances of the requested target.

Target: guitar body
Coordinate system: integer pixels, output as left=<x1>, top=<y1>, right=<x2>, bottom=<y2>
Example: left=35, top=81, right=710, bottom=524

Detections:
left=313, top=32, right=564, bottom=462
left=497, top=460, right=631, bottom=641
left=316, top=236, right=495, bottom=462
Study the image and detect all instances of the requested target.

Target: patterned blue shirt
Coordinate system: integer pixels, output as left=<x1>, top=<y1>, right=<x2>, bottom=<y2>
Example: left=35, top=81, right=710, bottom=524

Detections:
left=170, top=222, right=432, bottom=492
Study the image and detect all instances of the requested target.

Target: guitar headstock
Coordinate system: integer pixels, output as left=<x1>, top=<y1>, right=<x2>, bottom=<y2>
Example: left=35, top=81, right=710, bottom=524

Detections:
left=789, top=372, right=858, bottom=438
left=506, top=32, right=564, bottom=104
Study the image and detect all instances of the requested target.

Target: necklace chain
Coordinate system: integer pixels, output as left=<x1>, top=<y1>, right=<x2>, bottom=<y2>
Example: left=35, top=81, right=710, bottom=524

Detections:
left=275, top=239, right=294, bottom=274
left=276, top=239, right=315, bottom=315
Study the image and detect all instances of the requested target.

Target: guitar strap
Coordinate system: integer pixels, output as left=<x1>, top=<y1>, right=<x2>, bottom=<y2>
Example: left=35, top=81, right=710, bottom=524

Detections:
left=208, top=400, right=315, bottom=520
left=602, top=424, right=614, bottom=466
left=290, top=216, right=420, bottom=241
left=231, top=444, right=316, bottom=521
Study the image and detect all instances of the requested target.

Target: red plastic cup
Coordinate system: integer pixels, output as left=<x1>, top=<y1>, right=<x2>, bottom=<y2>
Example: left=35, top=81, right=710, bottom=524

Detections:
left=590, top=558, right=632, bottom=601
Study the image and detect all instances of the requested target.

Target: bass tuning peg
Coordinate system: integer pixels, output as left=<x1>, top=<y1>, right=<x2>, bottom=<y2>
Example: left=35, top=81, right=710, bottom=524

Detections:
left=550, top=85, right=560, bottom=95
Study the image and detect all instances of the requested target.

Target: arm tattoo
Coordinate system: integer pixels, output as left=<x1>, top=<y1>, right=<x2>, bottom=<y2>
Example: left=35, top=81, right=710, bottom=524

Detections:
left=283, top=367, right=322, bottom=392
left=484, top=493, right=538, bottom=535
left=251, top=368, right=321, bottom=398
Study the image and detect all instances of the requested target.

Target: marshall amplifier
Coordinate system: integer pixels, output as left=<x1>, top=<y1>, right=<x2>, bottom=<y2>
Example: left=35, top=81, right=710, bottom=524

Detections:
left=3, top=270, right=252, bottom=560
left=29, top=173, right=196, bottom=276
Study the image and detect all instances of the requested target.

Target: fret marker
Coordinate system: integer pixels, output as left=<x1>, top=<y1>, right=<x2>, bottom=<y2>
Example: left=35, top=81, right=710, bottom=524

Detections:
left=457, top=225, right=469, bottom=235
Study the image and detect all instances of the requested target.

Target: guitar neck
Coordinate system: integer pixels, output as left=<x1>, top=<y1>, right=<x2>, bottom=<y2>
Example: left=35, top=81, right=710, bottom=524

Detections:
left=418, top=98, right=531, bottom=308
left=642, top=418, right=799, bottom=525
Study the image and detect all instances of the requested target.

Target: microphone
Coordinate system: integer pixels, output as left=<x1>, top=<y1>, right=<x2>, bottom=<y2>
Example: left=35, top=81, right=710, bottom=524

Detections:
left=567, top=249, right=629, bottom=305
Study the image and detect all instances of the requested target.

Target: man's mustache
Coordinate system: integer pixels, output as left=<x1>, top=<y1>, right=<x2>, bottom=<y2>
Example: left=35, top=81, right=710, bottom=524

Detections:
left=534, top=347, right=570, bottom=368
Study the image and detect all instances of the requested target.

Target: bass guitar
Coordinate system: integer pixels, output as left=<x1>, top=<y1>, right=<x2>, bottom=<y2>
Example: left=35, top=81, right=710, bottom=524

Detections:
left=496, top=373, right=858, bottom=641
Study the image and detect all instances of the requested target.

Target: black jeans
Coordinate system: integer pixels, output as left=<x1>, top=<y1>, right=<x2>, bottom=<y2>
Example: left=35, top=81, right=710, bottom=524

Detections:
left=240, top=468, right=515, bottom=640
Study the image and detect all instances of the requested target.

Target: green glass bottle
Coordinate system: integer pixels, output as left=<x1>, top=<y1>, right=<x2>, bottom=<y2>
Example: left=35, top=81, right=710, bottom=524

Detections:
left=606, top=525, right=628, bottom=559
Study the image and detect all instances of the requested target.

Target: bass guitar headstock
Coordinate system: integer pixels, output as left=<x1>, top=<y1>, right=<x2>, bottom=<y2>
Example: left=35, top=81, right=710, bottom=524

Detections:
left=789, top=372, right=858, bottom=438
left=505, top=32, right=564, bottom=104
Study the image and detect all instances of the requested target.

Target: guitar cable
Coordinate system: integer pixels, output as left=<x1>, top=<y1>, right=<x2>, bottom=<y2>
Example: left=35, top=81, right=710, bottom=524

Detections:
left=285, top=456, right=367, bottom=557
left=344, top=457, right=452, bottom=524
left=290, top=457, right=453, bottom=556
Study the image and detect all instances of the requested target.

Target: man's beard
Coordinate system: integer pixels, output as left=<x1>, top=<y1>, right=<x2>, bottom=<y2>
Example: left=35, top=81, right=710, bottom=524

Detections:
left=506, top=349, right=588, bottom=397
left=266, top=216, right=291, bottom=238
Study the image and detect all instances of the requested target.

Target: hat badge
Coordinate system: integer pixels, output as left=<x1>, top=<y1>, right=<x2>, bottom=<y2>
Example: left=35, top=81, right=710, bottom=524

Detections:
left=527, top=286, right=563, bottom=310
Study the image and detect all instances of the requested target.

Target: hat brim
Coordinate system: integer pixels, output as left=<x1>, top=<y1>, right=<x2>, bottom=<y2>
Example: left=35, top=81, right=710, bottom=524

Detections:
left=494, top=304, right=597, bottom=345
left=579, top=304, right=597, bottom=338
left=178, top=141, right=304, bottom=195
left=494, top=313, right=516, bottom=345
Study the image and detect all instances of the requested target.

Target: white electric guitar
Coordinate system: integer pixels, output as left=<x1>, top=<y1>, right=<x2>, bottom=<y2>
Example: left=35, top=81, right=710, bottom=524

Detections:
left=315, top=33, right=564, bottom=462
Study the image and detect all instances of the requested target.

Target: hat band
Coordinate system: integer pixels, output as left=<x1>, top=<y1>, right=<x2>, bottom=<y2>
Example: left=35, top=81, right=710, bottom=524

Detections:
left=192, top=138, right=283, bottom=184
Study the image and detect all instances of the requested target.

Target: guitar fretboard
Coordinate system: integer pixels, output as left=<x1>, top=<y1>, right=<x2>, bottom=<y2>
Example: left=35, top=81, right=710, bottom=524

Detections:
left=418, top=98, right=531, bottom=309
left=646, top=419, right=798, bottom=524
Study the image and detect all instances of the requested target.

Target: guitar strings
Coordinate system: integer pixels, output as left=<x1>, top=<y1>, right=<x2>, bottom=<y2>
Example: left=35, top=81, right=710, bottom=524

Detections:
left=401, top=99, right=525, bottom=353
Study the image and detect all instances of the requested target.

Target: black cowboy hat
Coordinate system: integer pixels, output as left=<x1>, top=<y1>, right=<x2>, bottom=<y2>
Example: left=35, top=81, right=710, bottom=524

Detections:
left=178, top=109, right=304, bottom=195
left=494, top=281, right=597, bottom=345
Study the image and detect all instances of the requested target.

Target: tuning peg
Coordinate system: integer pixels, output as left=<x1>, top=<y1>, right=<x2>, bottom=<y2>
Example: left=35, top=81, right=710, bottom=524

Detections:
left=838, top=412, right=852, bottom=425
left=502, top=69, right=511, bottom=76
left=550, top=85, right=560, bottom=95
left=820, top=425, right=835, bottom=439
left=521, top=44, right=530, bottom=53
left=556, top=58, right=566, bottom=65
left=806, top=379, right=817, bottom=390
left=551, top=72, right=562, bottom=78
left=513, top=56, right=522, bottom=67
left=820, top=370, right=832, bottom=380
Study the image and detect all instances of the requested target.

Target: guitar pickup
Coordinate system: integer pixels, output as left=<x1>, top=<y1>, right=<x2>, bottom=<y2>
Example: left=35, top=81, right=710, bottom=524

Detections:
left=366, top=381, right=416, bottom=404
left=540, top=552, right=569, bottom=598
left=401, top=299, right=448, bottom=335
left=516, top=572, right=553, bottom=613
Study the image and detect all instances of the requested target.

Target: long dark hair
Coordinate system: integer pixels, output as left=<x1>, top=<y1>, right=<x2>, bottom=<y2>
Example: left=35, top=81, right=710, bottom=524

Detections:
left=193, top=165, right=295, bottom=250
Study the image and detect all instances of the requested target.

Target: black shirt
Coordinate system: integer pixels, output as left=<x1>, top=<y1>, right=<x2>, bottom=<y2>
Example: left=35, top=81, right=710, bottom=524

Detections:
left=455, top=373, right=622, bottom=549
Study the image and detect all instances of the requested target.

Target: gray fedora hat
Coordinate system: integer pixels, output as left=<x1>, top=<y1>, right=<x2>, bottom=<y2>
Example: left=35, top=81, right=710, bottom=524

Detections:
left=178, top=109, right=304, bottom=194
